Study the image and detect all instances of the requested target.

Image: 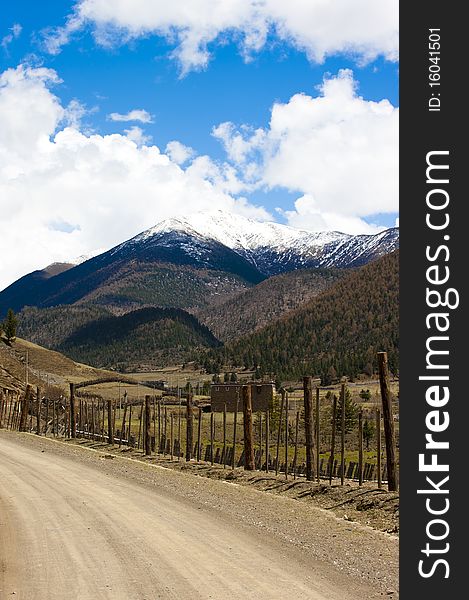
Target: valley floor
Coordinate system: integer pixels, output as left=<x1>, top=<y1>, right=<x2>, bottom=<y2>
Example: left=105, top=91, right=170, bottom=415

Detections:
left=0, top=430, right=398, bottom=599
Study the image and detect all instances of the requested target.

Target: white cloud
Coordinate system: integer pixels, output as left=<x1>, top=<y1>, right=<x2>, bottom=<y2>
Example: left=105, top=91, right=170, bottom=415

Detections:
left=1, top=23, right=22, bottom=52
left=124, top=125, right=152, bottom=145
left=165, top=140, right=195, bottom=165
left=0, top=64, right=398, bottom=290
left=215, top=70, right=398, bottom=234
left=107, top=109, right=154, bottom=123
left=0, top=64, right=269, bottom=290
left=43, top=0, right=398, bottom=73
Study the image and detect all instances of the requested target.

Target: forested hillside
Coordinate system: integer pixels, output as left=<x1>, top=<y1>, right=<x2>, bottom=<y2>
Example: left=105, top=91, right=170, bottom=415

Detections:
left=20, top=307, right=220, bottom=371
left=207, top=251, right=399, bottom=381
left=196, top=268, right=345, bottom=341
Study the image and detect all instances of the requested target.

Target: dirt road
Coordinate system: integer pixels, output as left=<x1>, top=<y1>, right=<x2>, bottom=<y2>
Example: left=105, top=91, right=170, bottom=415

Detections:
left=0, top=431, right=397, bottom=599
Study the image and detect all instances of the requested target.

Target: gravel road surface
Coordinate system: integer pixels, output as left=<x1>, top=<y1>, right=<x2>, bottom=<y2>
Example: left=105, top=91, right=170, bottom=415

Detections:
left=0, top=431, right=398, bottom=599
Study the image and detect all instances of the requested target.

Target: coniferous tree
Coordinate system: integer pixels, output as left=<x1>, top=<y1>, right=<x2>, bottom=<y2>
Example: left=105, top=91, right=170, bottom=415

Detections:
left=334, top=389, right=359, bottom=434
left=3, top=308, right=17, bottom=344
left=362, top=418, right=375, bottom=449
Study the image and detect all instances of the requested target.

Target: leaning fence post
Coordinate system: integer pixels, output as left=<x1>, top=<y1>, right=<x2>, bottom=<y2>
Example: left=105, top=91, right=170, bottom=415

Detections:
left=303, top=377, right=316, bottom=481
left=242, top=385, right=255, bottom=470
left=378, top=352, right=398, bottom=491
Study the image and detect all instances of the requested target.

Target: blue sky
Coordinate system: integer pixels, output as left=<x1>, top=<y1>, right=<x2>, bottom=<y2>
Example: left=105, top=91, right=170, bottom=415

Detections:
left=0, top=0, right=398, bottom=289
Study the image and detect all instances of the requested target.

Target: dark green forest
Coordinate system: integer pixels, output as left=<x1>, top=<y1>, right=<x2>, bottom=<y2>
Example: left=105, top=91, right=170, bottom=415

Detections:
left=204, top=251, right=399, bottom=381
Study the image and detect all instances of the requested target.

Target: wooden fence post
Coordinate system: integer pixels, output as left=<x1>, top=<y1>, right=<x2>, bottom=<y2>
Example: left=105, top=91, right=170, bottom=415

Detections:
left=340, top=383, right=346, bottom=485
left=36, top=387, right=41, bottom=435
left=265, top=409, right=270, bottom=473
left=275, top=390, right=285, bottom=475
left=90, top=401, right=95, bottom=440
left=69, top=383, right=76, bottom=438
left=358, top=410, right=363, bottom=486
left=303, top=377, right=316, bottom=481
left=376, top=408, right=382, bottom=489
left=210, top=412, right=214, bottom=465
left=258, top=411, right=263, bottom=469
left=316, top=387, right=320, bottom=483
left=119, top=401, right=128, bottom=447
left=138, top=402, right=143, bottom=450
left=378, top=352, right=398, bottom=491
left=197, top=407, right=202, bottom=462
left=19, top=385, right=32, bottom=432
left=157, top=399, right=161, bottom=453
left=186, top=393, right=193, bottom=461
left=128, top=404, right=133, bottom=446
left=144, top=395, right=151, bottom=456
left=329, top=395, right=337, bottom=484
left=44, top=397, right=49, bottom=436
left=170, top=411, right=174, bottom=460
left=284, top=392, right=289, bottom=479
left=53, top=400, right=57, bottom=436
left=232, top=395, right=239, bottom=469
left=178, top=397, right=182, bottom=460
left=293, top=410, right=300, bottom=479
left=113, top=400, right=117, bottom=440
left=107, top=399, right=113, bottom=445
left=101, top=400, right=105, bottom=442
left=7, top=396, right=13, bottom=429
left=242, top=385, right=255, bottom=471
left=223, top=402, right=227, bottom=468
left=164, top=405, right=168, bottom=456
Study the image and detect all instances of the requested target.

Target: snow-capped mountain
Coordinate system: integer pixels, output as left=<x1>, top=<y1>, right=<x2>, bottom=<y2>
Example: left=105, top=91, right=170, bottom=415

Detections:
left=0, top=210, right=398, bottom=316
left=119, top=210, right=399, bottom=275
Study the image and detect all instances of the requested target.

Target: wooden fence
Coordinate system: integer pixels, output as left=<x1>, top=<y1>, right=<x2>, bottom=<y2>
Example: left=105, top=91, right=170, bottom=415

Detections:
left=0, top=352, right=399, bottom=491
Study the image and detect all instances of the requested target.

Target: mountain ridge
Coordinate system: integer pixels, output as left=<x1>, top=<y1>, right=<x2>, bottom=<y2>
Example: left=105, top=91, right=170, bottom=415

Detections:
left=1, top=210, right=399, bottom=317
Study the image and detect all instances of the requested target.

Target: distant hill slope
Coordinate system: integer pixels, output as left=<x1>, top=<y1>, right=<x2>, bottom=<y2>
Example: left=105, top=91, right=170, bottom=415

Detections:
left=0, top=262, right=75, bottom=317
left=210, top=251, right=399, bottom=381
left=20, top=307, right=221, bottom=371
left=0, top=337, right=113, bottom=393
left=0, top=231, right=263, bottom=317
left=196, top=268, right=346, bottom=342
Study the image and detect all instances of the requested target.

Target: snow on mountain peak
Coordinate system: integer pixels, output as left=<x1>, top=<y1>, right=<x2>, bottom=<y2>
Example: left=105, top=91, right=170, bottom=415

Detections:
left=114, top=209, right=398, bottom=275
left=141, top=210, right=350, bottom=253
